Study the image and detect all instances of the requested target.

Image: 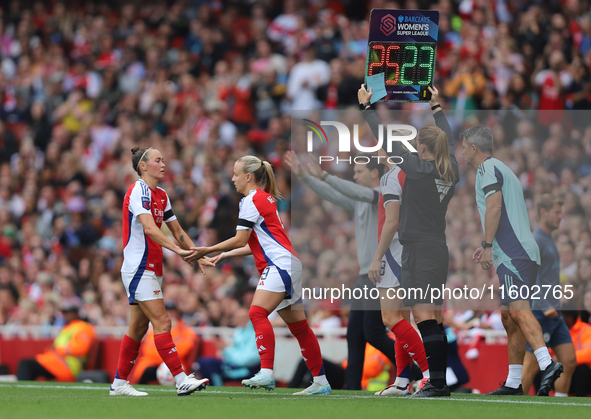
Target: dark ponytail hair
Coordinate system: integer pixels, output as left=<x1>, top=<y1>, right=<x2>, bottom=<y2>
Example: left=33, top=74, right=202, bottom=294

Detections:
left=417, top=126, right=456, bottom=184
left=131, top=146, right=152, bottom=176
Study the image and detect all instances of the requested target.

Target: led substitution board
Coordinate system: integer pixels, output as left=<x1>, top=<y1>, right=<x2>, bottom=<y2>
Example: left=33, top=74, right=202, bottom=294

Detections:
left=366, top=9, right=439, bottom=102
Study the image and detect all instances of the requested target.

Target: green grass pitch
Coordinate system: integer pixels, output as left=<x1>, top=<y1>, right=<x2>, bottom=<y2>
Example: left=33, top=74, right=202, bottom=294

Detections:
left=1, top=382, right=591, bottom=419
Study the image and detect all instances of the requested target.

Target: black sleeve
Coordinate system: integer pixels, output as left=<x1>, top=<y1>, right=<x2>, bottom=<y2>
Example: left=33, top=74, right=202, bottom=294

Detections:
left=363, top=109, right=433, bottom=179
left=434, top=109, right=460, bottom=183
left=237, top=219, right=255, bottom=229
left=382, top=194, right=400, bottom=202
left=483, top=183, right=502, bottom=195
left=433, top=110, right=454, bottom=154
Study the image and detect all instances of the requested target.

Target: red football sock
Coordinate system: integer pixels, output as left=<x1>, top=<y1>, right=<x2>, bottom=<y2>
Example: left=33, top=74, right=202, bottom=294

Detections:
left=115, top=335, right=141, bottom=380
left=392, top=319, right=429, bottom=373
left=395, top=335, right=413, bottom=376
left=288, top=319, right=325, bottom=376
left=249, top=305, right=275, bottom=370
left=154, top=332, right=184, bottom=376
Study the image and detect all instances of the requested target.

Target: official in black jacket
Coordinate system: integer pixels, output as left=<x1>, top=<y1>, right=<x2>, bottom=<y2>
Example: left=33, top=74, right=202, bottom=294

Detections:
left=359, top=85, right=458, bottom=398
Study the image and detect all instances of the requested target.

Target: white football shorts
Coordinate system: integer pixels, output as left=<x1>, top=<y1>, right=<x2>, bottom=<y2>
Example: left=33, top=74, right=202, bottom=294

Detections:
left=377, top=241, right=403, bottom=289
left=122, top=269, right=164, bottom=305
left=256, top=266, right=302, bottom=311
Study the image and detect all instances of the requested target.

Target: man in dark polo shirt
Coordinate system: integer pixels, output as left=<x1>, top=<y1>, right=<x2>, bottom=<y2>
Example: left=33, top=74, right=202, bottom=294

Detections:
left=522, top=194, right=576, bottom=396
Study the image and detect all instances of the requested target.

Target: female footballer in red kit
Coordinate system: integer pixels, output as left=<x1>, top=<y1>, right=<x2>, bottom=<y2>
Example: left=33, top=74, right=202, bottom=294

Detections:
left=110, top=146, right=211, bottom=396
left=186, top=155, right=331, bottom=395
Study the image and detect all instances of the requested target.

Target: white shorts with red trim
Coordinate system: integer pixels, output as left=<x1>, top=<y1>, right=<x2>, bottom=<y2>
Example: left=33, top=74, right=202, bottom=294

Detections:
left=256, top=266, right=302, bottom=311
left=122, top=269, right=164, bottom=305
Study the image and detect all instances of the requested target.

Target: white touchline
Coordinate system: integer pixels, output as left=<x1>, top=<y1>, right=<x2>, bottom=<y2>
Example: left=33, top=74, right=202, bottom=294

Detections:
left=1, top=383, right=590, bottom=407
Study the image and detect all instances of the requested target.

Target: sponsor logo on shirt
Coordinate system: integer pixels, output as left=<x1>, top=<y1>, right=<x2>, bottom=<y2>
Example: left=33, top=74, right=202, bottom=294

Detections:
left=153, top=207, right=164, bottom=224
left=435, top=179, right=453, bottom=202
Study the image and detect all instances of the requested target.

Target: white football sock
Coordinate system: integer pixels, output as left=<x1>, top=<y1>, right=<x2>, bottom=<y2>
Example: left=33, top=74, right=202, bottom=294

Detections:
left=174, top=372, right=187, bottom=386
left=394, top=376, right=409, bottom=388
left=505, top=364, right=523, bottom=389
left=261, top=368, right=274, bottom=377
left=313, top=375, right=328, bottom=385
left=112, top=378, right=127, bottom=388
left=554, top=392, right=568, bottom=397
left=534, top=347, right=552, bottom=371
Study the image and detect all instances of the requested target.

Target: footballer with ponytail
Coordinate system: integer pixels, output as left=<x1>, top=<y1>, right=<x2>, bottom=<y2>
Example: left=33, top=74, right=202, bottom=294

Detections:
left=185, top=156, right=332, bottom=395
left=110, top=145, right=212, bottom=397
left=237, top=155, right=282, bottom=200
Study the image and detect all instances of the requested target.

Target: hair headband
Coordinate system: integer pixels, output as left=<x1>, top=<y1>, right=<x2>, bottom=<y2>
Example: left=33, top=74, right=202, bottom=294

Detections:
left=136, top=147, right=152, bottom=171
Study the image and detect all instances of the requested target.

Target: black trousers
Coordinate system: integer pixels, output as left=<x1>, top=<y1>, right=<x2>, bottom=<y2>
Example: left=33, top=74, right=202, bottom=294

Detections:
left=17, top=359, right=55, bottom=381
left=570, top=364, right=591, bottom=397
left=344, top=275, right=397, bottom=390
left=139, top=366, right=158, bottom=384
left=288, top=359, right=345, bottom=390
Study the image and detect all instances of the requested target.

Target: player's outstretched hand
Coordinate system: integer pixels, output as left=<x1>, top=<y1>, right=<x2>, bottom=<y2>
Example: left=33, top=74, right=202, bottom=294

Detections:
left=177, top=248, right=193, bottom=258
left=210, top=252, right=228, bottom=266
left=428, top=86, right=439, bottom=108
left=184, top=246, right=209, bottom=262
left=358, top=84, right=373, bottom=104
left=285, top=151, right=306, bottom=177
left=306, top=152, right=324, bottom=179
left=197, top=256, right=216, bottom=274
left=176, top=248, right=195, bottom=266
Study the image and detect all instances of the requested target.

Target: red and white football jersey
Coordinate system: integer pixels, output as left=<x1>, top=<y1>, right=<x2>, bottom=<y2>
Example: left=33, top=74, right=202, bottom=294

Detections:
left=377, top=166, right=405, bottom=242
left=121, top=180, right=176, bottom=275
left=236, top=189, right=301, bottom=275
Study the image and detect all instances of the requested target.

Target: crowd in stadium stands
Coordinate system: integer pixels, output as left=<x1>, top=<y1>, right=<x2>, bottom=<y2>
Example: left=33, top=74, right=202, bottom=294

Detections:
left=2, top=0, right=591, bottom=334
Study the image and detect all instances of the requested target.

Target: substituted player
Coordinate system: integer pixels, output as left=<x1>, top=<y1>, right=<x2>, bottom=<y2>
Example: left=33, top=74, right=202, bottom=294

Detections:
left=370, top=163, right=431, bottom=395
left=110, top=146, right=211, bottom=397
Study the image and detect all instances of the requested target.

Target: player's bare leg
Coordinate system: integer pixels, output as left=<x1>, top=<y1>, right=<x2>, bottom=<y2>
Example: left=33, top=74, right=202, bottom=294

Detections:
left=550, top=343, right=576, bottom=396
left=507, top=301, right=563, bottom=396
left=485, top=306, right=526, bottom=395
left=522, top=351, right=538, bottom=394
